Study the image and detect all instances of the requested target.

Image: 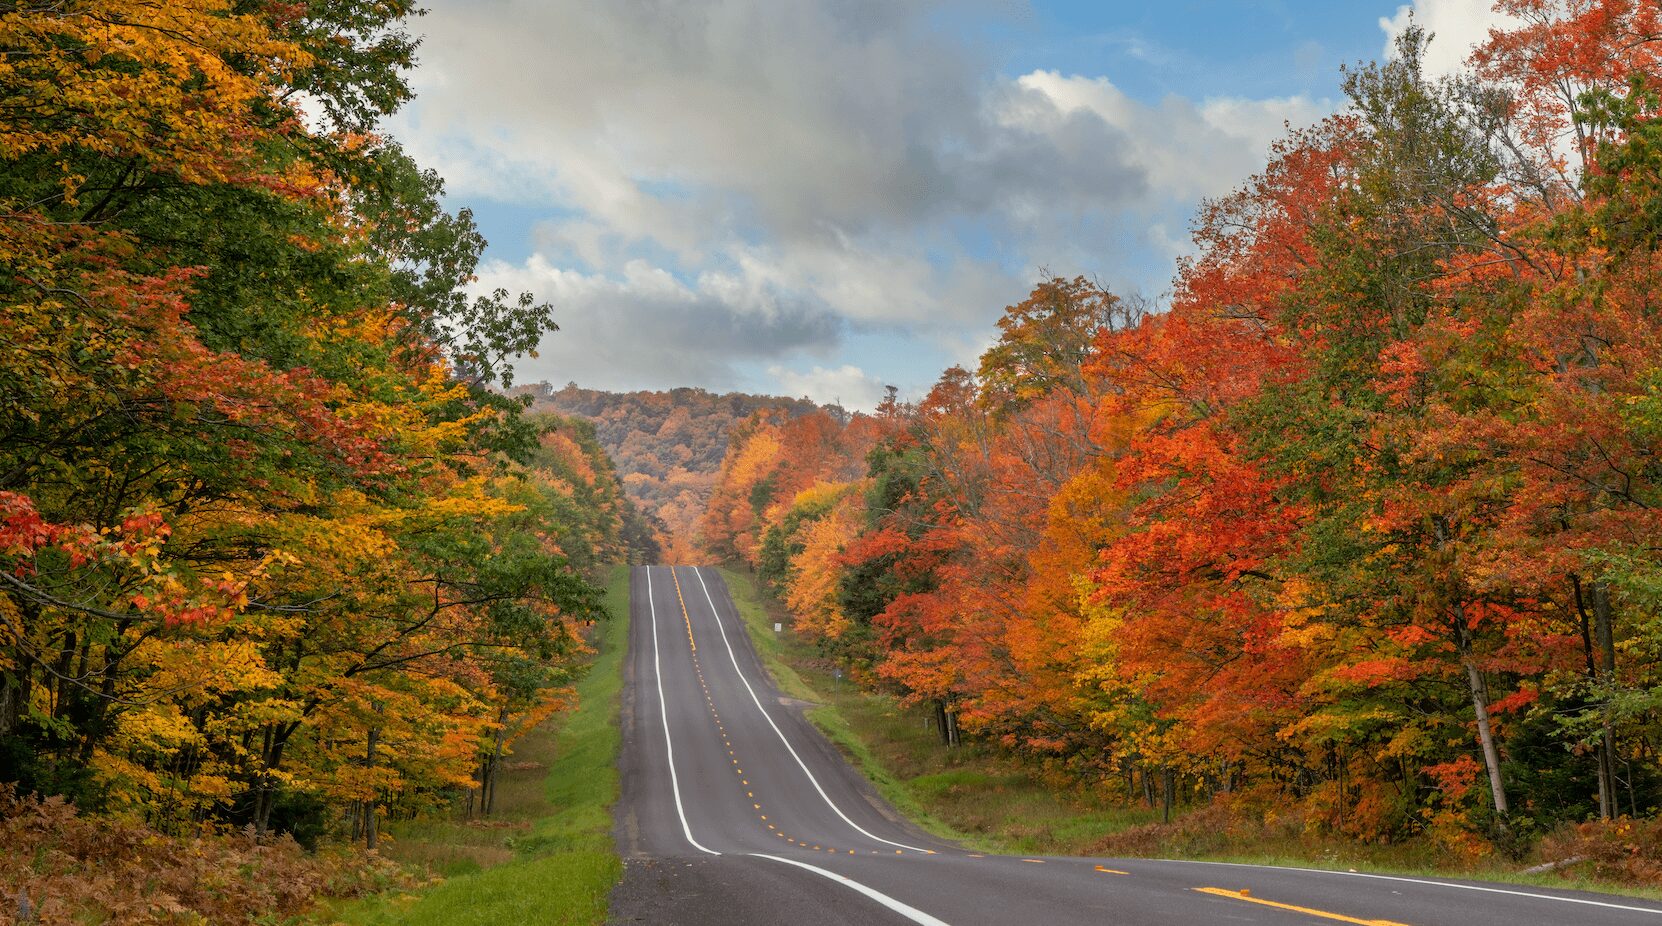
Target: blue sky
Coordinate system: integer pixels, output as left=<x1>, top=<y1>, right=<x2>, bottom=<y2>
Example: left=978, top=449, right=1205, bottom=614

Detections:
left=390, top=0, right=1506, bottom=408
left=999, top=2, right=1378, bottom=98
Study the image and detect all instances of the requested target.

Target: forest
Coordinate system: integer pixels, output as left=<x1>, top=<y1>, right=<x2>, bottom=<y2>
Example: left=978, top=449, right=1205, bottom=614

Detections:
left=700, top=3, right=1662, bottom=863
left=10, top=0, right=1662, bottom=919
left=516, top=382, right=827, bottom=562
left=0, top=1, right=642, bottom=920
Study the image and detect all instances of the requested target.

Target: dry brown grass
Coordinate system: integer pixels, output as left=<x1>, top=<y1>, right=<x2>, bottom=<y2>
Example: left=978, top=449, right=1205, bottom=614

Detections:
left=1539, top=818, right=1662, bottom=885
left=0, top=785, right=405, bottom=926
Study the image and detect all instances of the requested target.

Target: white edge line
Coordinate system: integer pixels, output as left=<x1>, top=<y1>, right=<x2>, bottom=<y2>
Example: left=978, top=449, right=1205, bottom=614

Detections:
left=688, top=566, right=933, bottom=855
left=647, top=567, right=720, bottom=856
left=750, top=853, right=954, bottom=926
left=1165, top=859, right=1662, bottom=916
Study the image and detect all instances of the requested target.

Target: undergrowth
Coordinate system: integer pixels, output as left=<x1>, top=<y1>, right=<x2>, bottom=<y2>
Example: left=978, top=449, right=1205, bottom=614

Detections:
left=316, top=564, right=630, bottom=926
left=0, top=786, right=406, bottom=925
left=717, top=566, right=1662, bottom=898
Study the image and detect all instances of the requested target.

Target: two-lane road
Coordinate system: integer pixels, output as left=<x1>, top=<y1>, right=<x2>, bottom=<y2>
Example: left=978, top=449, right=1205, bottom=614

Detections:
left=608, top=566, right=1662, bottom=925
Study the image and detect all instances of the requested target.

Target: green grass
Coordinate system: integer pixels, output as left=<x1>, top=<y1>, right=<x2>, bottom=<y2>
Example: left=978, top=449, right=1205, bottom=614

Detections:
left=716, top=566, right=1662, bottom=899
left=319, top=565, right=631, bottom=925
left=717, top=568, right=817, bottom=702
left=717, top=567, right=1155, bottom=855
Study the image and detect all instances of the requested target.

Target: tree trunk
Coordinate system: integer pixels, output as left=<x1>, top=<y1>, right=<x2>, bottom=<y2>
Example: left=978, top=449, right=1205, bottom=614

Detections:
left=1454, top=608, right=1508, bottom=820
left=3, top=601, right=38, bottom=742
left=1574, top=576, right=1614, bottom=820
left=484, top=707, right=509, bottom=817
left=1161, top=767, right=1175, bottom=824
left=252, top=722, right=295, bottom=838
left=0, top=654, right=24, bottom=739
left=1593, top=582, right=1620, bottom=819
left=1337, top=749, right=1347, bottom=831
left=364, top=705, right=382, bottom=852
left=253, top=726, right=275, bottom=839
left=51, top=630, right=76, bottom=718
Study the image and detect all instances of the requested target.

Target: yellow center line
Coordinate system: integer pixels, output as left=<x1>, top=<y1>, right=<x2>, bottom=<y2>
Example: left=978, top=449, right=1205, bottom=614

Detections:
left=1021, top=859, right=1045, bottom=864
left=670, top=567, right=697, bottom=652
left=1194, top=887, right=1411, bottom=926
left=684, top=568, right=883, bottom=867
left=1094, top=865, right=1129, bottom=875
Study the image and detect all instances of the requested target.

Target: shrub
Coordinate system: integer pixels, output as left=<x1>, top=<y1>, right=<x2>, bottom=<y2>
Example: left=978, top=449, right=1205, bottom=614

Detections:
left=0, top=785, right=405, bottom=925
left=1538, top=818, right=1662, bottom=886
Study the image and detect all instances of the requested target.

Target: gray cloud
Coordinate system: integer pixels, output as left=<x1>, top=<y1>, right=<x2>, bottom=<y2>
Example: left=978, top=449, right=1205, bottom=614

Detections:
left=475, top=257, right=845, bottom=392
left=390, top=0, right=1333, bottom=395
left=399, top=0, right=1151, bottom=243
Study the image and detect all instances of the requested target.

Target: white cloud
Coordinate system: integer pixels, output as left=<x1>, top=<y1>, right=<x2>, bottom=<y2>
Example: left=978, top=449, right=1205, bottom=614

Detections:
left=1380, top=0, right=1514, bottom=79
left=472, top=255, right=843, bottom=391
left=766, top=364, right=889, bottom=410
left=389, top=0, right=1342, bottom=398
left=1009, top=71, right=1332, bottom=202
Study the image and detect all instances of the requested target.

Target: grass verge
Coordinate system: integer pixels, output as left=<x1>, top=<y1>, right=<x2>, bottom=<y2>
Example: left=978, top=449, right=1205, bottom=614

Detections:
left=317, top=564, right=630, bottom=926
left=716, top=566, right=1662, bottom=900
left=717, top=567, right=1144, bottom=855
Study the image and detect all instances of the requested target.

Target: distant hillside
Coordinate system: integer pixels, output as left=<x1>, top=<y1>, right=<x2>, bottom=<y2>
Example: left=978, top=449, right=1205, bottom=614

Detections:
left=509, top=383, right=833, bottom=560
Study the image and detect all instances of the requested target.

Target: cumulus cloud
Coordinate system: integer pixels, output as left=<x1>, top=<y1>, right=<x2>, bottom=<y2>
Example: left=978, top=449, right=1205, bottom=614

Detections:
left=1380, top=0, right=1515, bottom=79
left=391, top=0, right=1343, bottom=396
left=1006, top=72, right=1330, bottom=202
left=766, top=364, right=889, bottom=410
left=473, top=255, right=843, bottom=391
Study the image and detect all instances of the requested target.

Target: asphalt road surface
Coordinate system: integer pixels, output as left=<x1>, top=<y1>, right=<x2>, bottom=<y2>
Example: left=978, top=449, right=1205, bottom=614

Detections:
left=609, top=565, right=1662, bottom=925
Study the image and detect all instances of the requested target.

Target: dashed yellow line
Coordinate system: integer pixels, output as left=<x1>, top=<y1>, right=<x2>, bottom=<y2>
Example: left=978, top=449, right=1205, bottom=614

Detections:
left=1094, top=865, right=1129, bottom=875
left=1194, top=887, right=1410, bottom=926
left=670, top=568, right=697, bottom=652
left=671, top=566, right=911, bottom=862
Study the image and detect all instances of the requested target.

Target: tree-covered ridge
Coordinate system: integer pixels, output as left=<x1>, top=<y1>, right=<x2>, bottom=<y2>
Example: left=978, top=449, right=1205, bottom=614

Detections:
left=0, top=2, right=641, bottom=917
left=704, top=2, right=1662, bottom=863
left=513, top=381, right=829, bottom=560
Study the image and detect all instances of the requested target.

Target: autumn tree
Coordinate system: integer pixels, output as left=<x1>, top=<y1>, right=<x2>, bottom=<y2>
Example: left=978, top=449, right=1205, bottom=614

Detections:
left=0, top=1, right=634, bottom=857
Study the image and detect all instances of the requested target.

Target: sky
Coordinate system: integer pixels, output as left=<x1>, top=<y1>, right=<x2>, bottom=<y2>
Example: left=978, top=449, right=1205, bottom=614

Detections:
left=385, top=0, right=1513, bottom=410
